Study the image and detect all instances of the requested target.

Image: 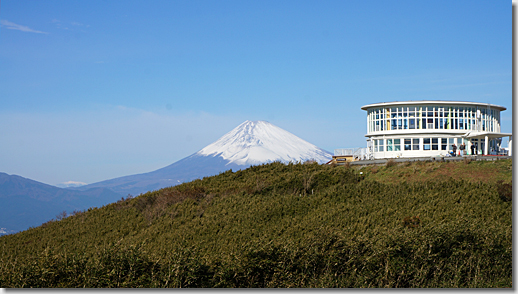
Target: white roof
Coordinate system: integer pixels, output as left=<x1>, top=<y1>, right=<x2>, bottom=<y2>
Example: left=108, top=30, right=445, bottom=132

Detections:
left=464, top=132, right=512, bottom=138
left=361, top=100, right=506, bottom=111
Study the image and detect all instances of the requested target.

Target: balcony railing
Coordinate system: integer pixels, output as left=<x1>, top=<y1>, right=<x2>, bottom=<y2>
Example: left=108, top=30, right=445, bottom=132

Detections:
left=334, top=148, right=371, bottom=160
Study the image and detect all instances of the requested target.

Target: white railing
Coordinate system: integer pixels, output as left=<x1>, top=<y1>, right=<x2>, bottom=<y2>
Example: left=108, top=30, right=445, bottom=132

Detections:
left=334, top=148, right=355, bottom=156
left=334, top=147, right=371, bottom=160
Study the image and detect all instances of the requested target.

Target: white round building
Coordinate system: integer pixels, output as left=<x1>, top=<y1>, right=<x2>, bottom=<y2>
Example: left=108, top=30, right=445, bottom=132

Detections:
left=361, top=100, right=512, bottom=159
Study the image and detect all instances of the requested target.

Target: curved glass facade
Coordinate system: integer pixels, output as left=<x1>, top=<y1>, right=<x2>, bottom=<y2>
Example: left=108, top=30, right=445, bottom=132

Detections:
left=367, top=105, right=501, bottom=134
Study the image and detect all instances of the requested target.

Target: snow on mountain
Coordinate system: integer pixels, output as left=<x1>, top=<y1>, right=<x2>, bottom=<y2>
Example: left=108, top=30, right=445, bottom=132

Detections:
left=56, top=181, right=87, bottom=188
left=197, top=120, right=332, bottom=165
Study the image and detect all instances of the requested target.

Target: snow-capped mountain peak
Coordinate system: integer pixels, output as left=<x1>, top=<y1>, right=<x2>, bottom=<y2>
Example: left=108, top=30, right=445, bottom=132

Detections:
left=76, top=120, right=333, bottom=196
left=197, top=120, right=332, bottom=165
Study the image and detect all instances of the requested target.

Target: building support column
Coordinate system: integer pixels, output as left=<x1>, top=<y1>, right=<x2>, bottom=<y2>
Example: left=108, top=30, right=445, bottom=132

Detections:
left=484, top=135, right=488, bottom=155
left=509, top=136, right=512, bottom=156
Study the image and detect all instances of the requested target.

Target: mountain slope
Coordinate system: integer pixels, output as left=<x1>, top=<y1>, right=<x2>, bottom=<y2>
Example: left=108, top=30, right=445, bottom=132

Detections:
left=75, top=154, right=245, bottom=197
left=0, top=172, right=122, bottom=234
left=78, top=120, right=332, bottom=196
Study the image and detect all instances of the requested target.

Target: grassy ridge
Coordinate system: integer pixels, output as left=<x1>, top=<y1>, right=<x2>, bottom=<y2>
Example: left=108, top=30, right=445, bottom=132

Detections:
left=0, top=159, right=512, bottom=288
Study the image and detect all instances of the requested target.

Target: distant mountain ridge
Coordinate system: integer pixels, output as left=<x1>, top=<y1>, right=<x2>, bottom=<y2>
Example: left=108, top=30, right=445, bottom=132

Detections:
left=77, top=120, right=332, bottom=196
left=0, top=172, right=121, bottom=234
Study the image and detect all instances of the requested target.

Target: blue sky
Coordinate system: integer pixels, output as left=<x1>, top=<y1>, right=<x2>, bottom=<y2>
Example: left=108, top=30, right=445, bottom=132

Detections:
left=0, top=1, right=512, bottom=186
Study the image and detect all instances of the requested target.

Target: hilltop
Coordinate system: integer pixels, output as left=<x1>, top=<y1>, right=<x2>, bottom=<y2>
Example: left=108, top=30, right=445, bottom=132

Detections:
left=0, top=159, right=512, bottom=288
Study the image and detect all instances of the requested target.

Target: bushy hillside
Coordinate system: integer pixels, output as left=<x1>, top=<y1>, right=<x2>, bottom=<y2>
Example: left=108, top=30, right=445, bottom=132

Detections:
left=0, top=159, right=512, bottom=288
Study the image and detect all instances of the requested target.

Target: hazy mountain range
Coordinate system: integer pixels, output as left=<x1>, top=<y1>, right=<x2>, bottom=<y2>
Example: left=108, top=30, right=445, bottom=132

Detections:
left=0, top=172, right=121, bottom=234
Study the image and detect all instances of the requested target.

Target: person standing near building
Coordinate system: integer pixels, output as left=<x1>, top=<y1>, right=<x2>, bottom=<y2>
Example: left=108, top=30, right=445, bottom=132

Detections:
left=452, top=144, right=457, bottom=157
left=470, top=143, right=475, bottom=156
left=460, top=143, right=466, bottom=157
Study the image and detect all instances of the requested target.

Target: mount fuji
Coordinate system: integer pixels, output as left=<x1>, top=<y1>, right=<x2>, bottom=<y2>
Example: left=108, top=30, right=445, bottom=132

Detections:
left=77, top=120, right=332, bottom=196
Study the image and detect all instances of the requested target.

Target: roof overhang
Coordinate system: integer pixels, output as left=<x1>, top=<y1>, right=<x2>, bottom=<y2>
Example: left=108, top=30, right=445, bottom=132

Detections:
left=361, top=100, right=506, bottom=112
left=464, top=132, right=512, bottom=139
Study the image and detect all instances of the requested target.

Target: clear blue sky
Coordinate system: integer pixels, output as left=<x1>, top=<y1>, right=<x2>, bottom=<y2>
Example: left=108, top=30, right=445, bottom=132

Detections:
left=0, top=1, right=512, bottom=186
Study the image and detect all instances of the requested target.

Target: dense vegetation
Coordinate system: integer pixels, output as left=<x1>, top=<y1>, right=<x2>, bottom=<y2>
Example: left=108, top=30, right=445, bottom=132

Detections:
left=0, top=159, right=512, bottom=288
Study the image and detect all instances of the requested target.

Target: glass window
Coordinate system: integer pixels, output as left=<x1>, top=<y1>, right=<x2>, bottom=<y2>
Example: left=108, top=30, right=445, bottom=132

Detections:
left=391, top=119, right=397, bottom=130
left=409, top=119, right=415, bottom=129
left=409, top=107, right=415, bottom=117
left=424, top=138, right=431, bottom=150
left=432, top=138, right=438, bottom=150
left=457, top=138, right=462, bottom=145
left=427, top=118, right=434, bottom=129
left=394, top=139, right=401, bottom=151
left=378, top=139, right=384, bottom=152
left=404, top=139, right=411, bottom=150
left=387, top=139, right=393, bottom=151
left=441, top=138, right=447, bottom=150
left=413, top=139, right=420, bottom=150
